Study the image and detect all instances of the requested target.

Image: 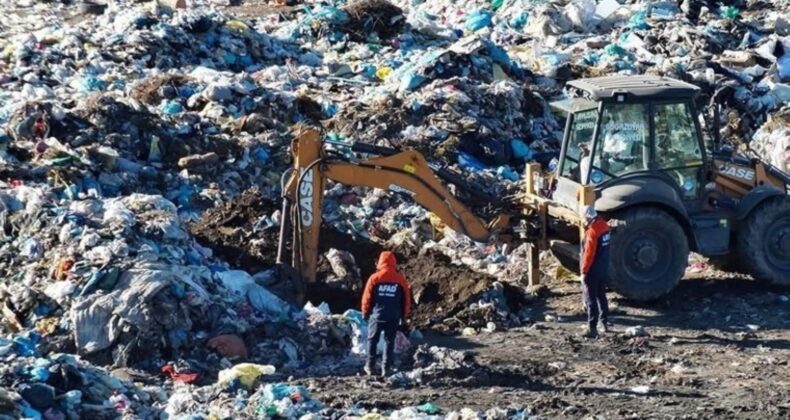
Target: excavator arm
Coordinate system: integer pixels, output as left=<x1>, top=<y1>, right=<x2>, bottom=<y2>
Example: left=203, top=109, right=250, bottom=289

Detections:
left=277, top=128, right=510, bottom=300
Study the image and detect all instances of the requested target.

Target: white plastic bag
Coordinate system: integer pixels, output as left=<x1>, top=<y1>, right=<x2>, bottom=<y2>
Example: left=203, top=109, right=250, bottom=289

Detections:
left=216, top=270, right=253, bottom=295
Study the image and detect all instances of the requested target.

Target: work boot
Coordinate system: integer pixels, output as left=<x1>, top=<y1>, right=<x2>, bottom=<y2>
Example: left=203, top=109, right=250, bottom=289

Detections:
left=581, top=327, right=598, bottom=339
left=600, top=321, right=610, bottom=334
left=363, top=364, right=374, bottom=377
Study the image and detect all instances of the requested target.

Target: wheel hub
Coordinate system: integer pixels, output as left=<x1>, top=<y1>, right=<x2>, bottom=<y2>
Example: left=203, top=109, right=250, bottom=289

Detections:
left=632, top=241, right=659, bottom=268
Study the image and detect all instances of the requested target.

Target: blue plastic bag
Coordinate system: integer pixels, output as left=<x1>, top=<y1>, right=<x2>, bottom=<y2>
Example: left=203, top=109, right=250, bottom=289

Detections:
left=313, top=6, right=349, bottom=25
left=458, top=152, right=487, bottom=172
left=14, top=332, right=40, bottom=357
left=466, top=9, right=493, bottom=32
left=497, top=165, right=520, bottom=181
left=253, top=147, right=270, bottom=163
left=510, top=139, right=532, bottom=160
left=161, top=101, right=183, bottom=115
left=78, top=76, right=106, bottom=92
left=510, top=12, right=529, bottom=29
left=263, top=383, right=310, bottom=402
left=604, top=43, right=626, bottom=57
left=399, top=72, right=426, bottom=92
left=627, top=11, right=649, bottom=29
left=485, top=41, right=511, bottom=69
left=343, top=309, right=366, bottom=326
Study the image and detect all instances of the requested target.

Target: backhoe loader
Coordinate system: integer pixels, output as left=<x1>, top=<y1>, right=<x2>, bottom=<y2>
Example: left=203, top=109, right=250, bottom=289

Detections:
left=275, top=128, right=521, bottom=302
left=540, top=75, right=789, bottom=300
left=276, top=75, right=789, bottom=302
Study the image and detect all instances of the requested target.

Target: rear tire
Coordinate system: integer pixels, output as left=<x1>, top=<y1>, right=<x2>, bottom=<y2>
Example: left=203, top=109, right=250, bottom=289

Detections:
left=607, top=207, right=689, bottom=301
left=736, top=196, right=790, bottom=286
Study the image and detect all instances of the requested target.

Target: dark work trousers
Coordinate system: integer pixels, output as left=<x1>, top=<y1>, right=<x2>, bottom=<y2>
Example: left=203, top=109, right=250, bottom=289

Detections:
left=366, top=317, right=398, bottom=369
left=582, top=274, right=609, bottom=329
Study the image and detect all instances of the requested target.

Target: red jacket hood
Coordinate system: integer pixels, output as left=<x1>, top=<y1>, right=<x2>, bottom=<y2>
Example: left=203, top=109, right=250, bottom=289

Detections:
left=377, top=251, right=397, bottom=270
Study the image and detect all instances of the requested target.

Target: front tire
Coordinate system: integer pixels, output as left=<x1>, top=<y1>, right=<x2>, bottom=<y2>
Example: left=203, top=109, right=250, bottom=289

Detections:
left=607, top=207, right=689, bottom=301
left=736, top=196, right=790, bottom=286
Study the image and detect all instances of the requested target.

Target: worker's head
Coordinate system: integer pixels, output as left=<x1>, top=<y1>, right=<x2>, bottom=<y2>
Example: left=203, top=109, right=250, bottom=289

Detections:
left=582, top=205, right=597, bottom=226
left=377, top=251, right=397, bottom=269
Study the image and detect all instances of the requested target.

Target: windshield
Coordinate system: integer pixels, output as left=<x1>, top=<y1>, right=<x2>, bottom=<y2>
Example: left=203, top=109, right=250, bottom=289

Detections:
left=589, top=103, right=650, bottom=183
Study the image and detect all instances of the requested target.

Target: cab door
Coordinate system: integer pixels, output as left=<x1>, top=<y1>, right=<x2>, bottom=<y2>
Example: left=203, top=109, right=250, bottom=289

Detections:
left=554, top=108, right=597, bottom=210
left=651, top=101, right=706, bottom=205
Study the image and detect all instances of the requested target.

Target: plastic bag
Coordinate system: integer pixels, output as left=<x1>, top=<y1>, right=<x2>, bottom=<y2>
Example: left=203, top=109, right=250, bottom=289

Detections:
left=304, top=301, right=331, bottom=317
left=417, top=402, right=442, bottom=414
left=218, top=363, right=276, bottom=388
left=466, top=9, right=493, bottom=32
left=510, top=139, right=532, bottom=160
left=313, top=6, right=349, bottom=25
left=102, top=200, right=135, bottom=229
left=216, top=270, right=252, bottom=295
left=564, top=0, right=596, bottom=30
left=247, top=283, right=291, bottom=316
left=497, top=166, right=520, bottom=181
left=722, top=6, right=739, bottom=20
left=627, top=11, right=649, bottom=29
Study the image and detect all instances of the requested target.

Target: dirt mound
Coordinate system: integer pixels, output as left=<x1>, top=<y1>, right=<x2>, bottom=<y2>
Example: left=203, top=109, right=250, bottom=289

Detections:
left=314, top=233, right=528, bottom=328
left=189, top=188, right=280, bottom=273
left=320, top=234, right=530, bottom=329
left=398, top=251, right=525, bottom=329
left=189, top=190, right=526, bottom=326
left=342, top=0, right=405, bottom=41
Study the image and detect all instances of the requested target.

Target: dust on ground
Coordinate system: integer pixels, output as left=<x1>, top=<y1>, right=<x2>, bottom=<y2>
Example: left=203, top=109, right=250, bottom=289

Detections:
left=290, top=276, right=790, bottom=418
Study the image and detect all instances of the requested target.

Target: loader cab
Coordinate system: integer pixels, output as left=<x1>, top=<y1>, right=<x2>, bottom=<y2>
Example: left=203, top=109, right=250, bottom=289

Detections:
left=550, top=76, right=706, bottom=212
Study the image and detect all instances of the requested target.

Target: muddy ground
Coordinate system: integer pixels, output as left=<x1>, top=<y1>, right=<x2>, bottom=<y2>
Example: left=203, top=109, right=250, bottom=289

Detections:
left=294, top=276, right=790, bottom=418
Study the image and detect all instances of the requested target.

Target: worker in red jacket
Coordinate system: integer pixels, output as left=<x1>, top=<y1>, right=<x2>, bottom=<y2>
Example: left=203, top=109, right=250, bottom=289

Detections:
left=580, top=205, right=611, bottom=338
left=361, top=251, right=412, bottom=376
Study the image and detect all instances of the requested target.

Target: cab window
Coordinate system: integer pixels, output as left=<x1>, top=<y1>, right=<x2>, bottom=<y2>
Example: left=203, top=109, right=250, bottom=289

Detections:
left=654, top=102, right=703, bottom=198
left=653, top=102, right=702, bottom=168
left=560, top=109, right=596, bottom=181
left=590, top=103, right=650, bottom=183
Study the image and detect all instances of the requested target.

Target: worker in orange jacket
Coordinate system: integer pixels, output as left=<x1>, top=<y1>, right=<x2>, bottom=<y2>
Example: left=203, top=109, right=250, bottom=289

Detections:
left=361, top=251, right=412, bottom=376
left=580, top=205, right=611, bottom=338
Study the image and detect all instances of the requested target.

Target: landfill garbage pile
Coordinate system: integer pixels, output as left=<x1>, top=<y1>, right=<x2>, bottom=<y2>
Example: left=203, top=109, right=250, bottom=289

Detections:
left=0, top=0, right=789, bottom=417
left=752, top=106, right=790, bottom=172
left=378, top=0, right=790, bottom=150
left=0, top=351, right=162, bottom=419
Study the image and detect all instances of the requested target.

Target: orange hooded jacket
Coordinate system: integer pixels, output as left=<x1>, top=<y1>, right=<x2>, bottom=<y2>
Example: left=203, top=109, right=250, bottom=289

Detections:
left=361, top=251, right=412, bottom=318
left=581, top=218, right=611, bottom=275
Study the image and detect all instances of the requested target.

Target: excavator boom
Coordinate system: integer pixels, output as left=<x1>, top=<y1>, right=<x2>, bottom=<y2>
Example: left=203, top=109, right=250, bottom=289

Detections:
left=277, top=128, right=510, bottom=299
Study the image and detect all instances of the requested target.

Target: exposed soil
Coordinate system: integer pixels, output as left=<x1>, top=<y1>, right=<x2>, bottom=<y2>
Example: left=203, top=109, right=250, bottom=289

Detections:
left=289, top=275, right=790, bottom=418
left=190, top=189, right=523, bottom=327
left=397, top=251, right=516, bottom=329
left=317, top=232, right=521, bottom=328
left=189, top=188, right=281, bottom=274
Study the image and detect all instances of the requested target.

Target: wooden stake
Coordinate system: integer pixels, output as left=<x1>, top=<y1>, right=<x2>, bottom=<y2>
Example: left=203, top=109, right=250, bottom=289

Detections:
left=527, top=243, right=540, bottom=286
